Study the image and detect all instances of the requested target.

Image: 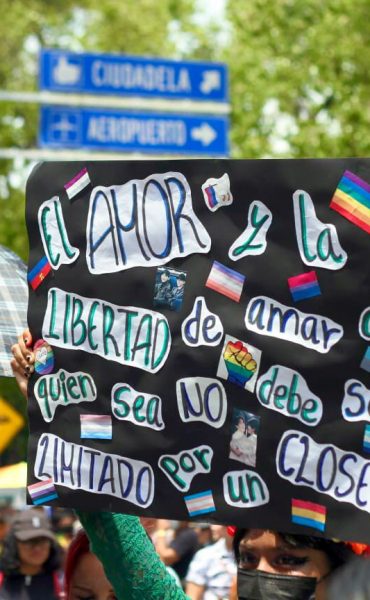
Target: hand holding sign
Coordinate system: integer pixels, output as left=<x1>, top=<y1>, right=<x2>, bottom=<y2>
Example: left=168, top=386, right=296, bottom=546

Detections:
left=223, top=340, right=257, bottom=387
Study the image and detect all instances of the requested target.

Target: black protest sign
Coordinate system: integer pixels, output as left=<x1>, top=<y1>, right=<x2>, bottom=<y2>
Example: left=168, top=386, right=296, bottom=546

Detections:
left=26, top=159, right=370, bottom=543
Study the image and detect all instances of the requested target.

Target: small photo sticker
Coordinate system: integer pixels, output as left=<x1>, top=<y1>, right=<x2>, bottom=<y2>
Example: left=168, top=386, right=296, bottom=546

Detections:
left=229, top=408, right=260, bottom=468
left=217, top=334, right=261, bottom=392
left=153, top=267, right=187, bottom=311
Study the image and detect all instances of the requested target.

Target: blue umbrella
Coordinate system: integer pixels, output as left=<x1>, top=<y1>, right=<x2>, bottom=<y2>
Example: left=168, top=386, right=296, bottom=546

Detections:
left=0, top=245, right=28, bottom=377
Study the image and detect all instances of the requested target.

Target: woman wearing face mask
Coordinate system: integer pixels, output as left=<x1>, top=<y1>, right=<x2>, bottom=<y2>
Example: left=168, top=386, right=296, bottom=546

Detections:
left=11, top=332, right=369, bottom=600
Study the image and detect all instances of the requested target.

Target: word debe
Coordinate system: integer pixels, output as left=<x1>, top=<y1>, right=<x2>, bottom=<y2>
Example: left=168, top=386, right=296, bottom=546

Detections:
left=223, top=469, right=269, bottom=508
left=42, top=287, right=171, bottom=373
left=158, top=445, right=213, bottom=491
left=257, top=365, right=322, bottom=426
left=341, top=379, right=370, bottom=422
left=181, top=296, right=223, bottom=347
left=34, top=369, right=97, bottom=422
left=86, top=172, right=211, bottom=274
left=245, top=295, right=343, bottom=354
left=293, top=190, right=347, bottom=270
left=35, top=433, right=154, bottom=507
left=176, top=377, right=227, bottom=429
left=38, top=196, right=79, bottom=269
left=277, top=430, right=370, bottom=513
left=112, top=383, right=164, bottom=430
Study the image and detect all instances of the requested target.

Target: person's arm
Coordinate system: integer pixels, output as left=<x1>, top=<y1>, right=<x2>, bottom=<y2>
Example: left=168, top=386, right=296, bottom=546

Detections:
left=11, top=334, right=187, bottom=600
left=77, top=510, right=188, bottom=600
left=155, top=530, right=180, bottom=565
left=185, top=582, right=205, bottom=600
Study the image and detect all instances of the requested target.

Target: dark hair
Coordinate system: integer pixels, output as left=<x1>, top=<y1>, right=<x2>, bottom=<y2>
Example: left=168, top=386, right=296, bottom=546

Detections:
left=162, top=270, right=170, bottom=277
left=233, top=528, right=354, bottom=572
left=178, top=273, right=186, bottom=281
left=0, top=530, right=62, bottom=575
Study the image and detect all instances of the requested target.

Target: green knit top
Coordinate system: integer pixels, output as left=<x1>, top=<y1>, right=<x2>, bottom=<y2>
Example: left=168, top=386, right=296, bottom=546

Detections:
left=77, top=510, right=188, bottom=600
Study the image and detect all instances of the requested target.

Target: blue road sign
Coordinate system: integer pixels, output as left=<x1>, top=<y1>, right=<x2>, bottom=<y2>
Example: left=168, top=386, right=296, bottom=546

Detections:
left=39, top=106, right=229, bottom=156
left=39, top=48, right=228, bottom=103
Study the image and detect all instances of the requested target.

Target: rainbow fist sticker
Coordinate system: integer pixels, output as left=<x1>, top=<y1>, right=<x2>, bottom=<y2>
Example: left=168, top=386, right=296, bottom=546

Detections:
left=217, top=335, right=262, bottom=392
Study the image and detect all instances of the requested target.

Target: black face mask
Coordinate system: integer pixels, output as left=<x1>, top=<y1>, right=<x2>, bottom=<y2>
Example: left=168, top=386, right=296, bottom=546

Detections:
left=237, top=568, right=317, bottom=600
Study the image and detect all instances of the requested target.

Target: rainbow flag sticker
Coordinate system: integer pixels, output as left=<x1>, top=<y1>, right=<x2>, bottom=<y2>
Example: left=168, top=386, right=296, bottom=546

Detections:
left=34, top=340, right=54, bottom=375
left=27, top=256, right=52, bottom=290
left=330, top=170, right=370, bottom=234
left=184, top=490, right=216, bottom=517
left=206, top=261, right=245, bottom=302
left=288, top=271, right=321, bottom=302
left=64, top=167, right=91, bottom=200
left=28, top=478, right=58, bottom=506
left=291, top=498, right=326, bottom=532
left=80, top=415, right=112, bottom=439
left=364, top=425, right=370, bottom=453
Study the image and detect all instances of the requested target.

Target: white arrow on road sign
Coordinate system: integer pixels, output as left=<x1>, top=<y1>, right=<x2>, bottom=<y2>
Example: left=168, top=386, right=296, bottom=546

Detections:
left=190, top=122, right=217, bottom=146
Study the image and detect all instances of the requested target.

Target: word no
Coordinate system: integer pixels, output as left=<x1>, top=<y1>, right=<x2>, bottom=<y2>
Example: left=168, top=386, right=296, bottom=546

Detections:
left=176, top=377, right=227, bottom=429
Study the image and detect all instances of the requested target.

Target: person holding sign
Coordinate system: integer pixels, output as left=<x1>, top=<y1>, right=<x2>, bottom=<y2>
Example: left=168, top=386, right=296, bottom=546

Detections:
left=11, top=330, right=370, bottom=600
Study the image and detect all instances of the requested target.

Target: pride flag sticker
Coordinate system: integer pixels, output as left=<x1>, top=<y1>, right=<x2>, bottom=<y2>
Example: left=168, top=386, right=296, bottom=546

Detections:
left=288, top=271, right=321, bottom=302
left=80, top=414, right=112, bottom=440
left=28, top=478, right=58, bottom=506
left=184, top=490, right=216, bottom=517
left=206, top=261, right=245, bottom=303
left=291, top=498, right=326, bottom=532
left=363, top=424, right=370, bottom=454
left=330, top=170, right=370, bottom=234
left=64, top=167, right=91, bottom=200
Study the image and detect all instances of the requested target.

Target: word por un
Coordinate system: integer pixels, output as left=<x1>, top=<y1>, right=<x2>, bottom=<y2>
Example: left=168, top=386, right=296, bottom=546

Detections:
left=257, top=365, right=322, bottom=426
left=341, top=379, right=370, bottom=422
left=277, top=430, right=370, bottom=513
left=35, top=433, right=154, bottom=507
left=111, top=383, right=164, bottom=430
left=158, top=445, right=213, bottom=492
left=86, top=172, right=211, bottom=274
left=176, top=377, right=227, bottom=429
left=293, top=190, right=347, bottom=270
left=181, top=297, right=223, bottom=347
left=223, top=469, right=269, bottom=508
left=245, top=295, right=343, bottom=354
left=34, top=369, right=96, bottom=422
left=42, top=287, right=171, bottom=373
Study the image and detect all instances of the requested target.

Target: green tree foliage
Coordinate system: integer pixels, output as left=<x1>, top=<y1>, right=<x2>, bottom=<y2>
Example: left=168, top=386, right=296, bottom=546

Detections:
left=224, top=0, right=370, bottom=158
